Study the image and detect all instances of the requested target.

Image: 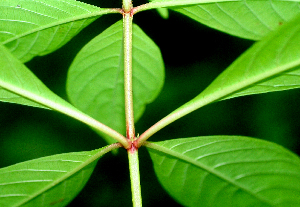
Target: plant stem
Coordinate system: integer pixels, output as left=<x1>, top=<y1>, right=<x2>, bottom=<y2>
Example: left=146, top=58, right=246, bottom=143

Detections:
left=136, top=90, right=216, bottom=147
left=123, top=9, right=135, bottom=141
left=128, top=147, right=142, bottom=207
left=122, top=1, right=142, bottom=206
left=137, top=102, right=206, bottom=147
left=123, top=0, right=133, bottom=12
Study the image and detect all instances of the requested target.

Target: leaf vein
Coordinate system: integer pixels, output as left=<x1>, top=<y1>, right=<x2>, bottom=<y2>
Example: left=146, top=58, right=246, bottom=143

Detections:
left=0, top=180, right=53, bottom=186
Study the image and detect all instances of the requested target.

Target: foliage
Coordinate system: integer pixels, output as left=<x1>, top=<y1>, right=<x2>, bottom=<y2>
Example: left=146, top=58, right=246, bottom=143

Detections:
left=1, top=0, right=300, bottom=206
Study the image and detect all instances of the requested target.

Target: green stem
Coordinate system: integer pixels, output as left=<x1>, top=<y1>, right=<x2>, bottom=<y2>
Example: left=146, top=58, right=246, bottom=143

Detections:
left=123, top=10, right=135, bottom=141
left=122, top=1, right=142, bottom=206
left=136, top=83, right=221, bottom=147
left=128, top=147, right=142, bottom=207
left=137, top=98, right=210, bottom=147
left=137, top=112, right=180, bottom=147
left=123, top=0, right=133, bottom=12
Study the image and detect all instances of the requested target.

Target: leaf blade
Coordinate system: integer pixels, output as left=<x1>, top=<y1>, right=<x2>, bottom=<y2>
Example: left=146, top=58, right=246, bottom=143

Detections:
left=0, top=44, right=128, bottom=146
left=141, top=0, right=300, bottom=40
left=146, top=136, right=300, bottom=207
left=138, top=13, right=300, bottom=144
left=190, top=13, right=300, bottom=104
left=0, top=0, right=115, bottom=62
left=67, top=20, right=165, bottom=144
left=143, top=0, right=237, bottom=8
left=0, top=144, right=120, bottom=207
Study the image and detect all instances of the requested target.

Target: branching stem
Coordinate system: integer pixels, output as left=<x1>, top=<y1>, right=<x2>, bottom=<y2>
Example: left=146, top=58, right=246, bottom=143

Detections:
left=122, top=0, right=142, bottom=205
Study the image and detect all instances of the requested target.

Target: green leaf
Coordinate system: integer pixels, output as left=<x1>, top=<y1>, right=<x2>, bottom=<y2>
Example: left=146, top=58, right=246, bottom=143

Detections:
left=0, top=144, right=119, bottom=207
left=143, top=0, right=300, bottom=40
left=67, top=20, right=164, bottom=144
left=0, top=43, right=68, bottom=109
left=137, top=3, right=300, bottom=145
left=183, top=13, right=300, bottom=109
left=0, top=44, right=128, bottom=146
left=0, top=0, right=115, bottom=62
left=137, top=13, right=300, bottom=144
left=145, top=0, right=236, bottom=8
left=146, top=136, right=300, bottom=207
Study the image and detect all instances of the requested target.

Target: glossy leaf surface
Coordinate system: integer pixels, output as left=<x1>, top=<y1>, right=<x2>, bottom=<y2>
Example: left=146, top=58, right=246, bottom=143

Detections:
left=138, top=12, right=300, bottom=143
left=0, top=43, right=68, bottom=109
left=0, top=0, right=113, bottom=62
left=183, top=13, right=300, bottom=109
left=144, top=0, right=237, bottom=8
left=67, top=20, right=164, bottom=143
left=146, top=136, right=300, bottom=207
left=145, top=0, right=300, bottom=40
left=0, top=145, right=117, bottom=207
left=0, top=44, right=127, bottom=146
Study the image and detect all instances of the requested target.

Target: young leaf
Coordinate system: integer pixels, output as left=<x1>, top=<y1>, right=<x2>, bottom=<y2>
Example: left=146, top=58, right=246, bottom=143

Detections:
left=140, top=0, right=300, bottom=40
left=0, top=44, right=128, bottom=147
left=146, top=136, right=300, bottom=207
left=0, top=0, right=116, bottom=62
left=0, top=144, right=120, bottom=207
left=138, top=13, right=300, bottom=144
left=67, top=20, right=164, bottom=144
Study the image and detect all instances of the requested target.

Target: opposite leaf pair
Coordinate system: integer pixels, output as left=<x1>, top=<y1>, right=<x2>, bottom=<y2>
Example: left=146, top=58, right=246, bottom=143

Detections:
left=1, top=0, right=300, bottom=206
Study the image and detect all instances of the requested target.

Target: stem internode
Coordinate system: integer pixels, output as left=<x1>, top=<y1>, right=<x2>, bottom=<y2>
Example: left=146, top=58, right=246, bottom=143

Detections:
left=123, top=9, right=135, bottom=141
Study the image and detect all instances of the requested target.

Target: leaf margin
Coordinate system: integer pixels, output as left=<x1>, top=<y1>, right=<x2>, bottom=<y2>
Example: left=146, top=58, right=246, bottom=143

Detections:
left=145, top=136, right=300, bottom=206
left=0, top=43, right=128, bottom=147
left=137, top=12, right=300, bottom=145
left=0, top=143, right=122, bottom=207
left=0, top=0, right=120, bottom=62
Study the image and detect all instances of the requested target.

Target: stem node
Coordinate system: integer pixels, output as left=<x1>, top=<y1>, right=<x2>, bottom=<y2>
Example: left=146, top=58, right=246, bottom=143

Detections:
left=122, top=0, right=133, bottom=13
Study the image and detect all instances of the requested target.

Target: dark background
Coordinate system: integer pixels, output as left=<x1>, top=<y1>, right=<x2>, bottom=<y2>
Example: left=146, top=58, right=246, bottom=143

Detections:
left=1, top=0, right=300, bottom=206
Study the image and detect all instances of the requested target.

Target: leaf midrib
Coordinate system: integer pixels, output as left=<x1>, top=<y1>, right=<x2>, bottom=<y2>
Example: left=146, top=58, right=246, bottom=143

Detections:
left=174, top=35, right=300, bottom=117
left=136, top=0, right=245, bottom=13
left=218, top=59, right=300, bottom=101
left=145, top=142, right=274, bottom=206
left=14, top=145, right=117, bottom=207
left=146, top=0, right=300, bottom=7
left=1, top=9, right=117, bottom=46
left=147, top=0, right=239, bottom=7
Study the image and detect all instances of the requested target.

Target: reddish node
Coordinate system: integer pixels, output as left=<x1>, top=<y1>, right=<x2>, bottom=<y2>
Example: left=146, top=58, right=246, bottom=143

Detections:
left=127, top=139, right=139, bottom=153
